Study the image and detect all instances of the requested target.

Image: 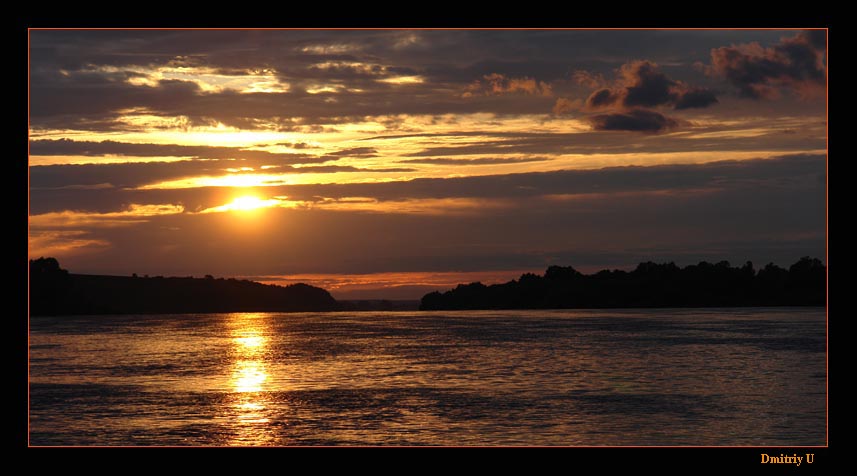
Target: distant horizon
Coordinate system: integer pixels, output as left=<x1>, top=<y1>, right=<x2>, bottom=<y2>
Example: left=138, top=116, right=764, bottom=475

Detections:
left=214, top=254, right=832, bottom=300
left=39, top=255, right=827, bottom=301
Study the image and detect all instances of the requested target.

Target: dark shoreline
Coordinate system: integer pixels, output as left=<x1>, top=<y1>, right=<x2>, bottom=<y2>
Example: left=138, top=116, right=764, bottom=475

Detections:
left=420, top=258, right=826, bottom=311
left=29, top=257, right=826, bottom=316
left=29, top=258, right=338, bottom=316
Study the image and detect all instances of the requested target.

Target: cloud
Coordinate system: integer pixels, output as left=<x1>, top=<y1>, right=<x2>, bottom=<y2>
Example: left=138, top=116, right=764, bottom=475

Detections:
left=552, top=97, right=583, bottom=115
left=708, top=30, right=826, bottom=99
left=572, top=70, right=606, bottom=88
left=581, top=60, right=718, bottom=111
left=620, top=61, right=676, bottom=107
left=30, top=161, right=219, bottom=189
left=30, top=139, right=320, bottom=163
left=29, top=140, right=391, bottom=173
left=29, top=230, right=111, bottom=258
left=802, top=29, right=827, bottom=50
left=568, top=60, right=718, bottom=133
left=585, top=88, right=621, bottom=109
left=29, top=154, right=825, bottom=214
left=589, top=109, right=678, bottom=133
left=275, top=141, right=319, bottom=149
left=30, top=68, right=557, bottom=132
left=391, top=119, right=824, bottom=157
left=248, top=165, right=416, bottom=174
left=29, top=160, right=415, bottom=189
left=399, top=157, right=549, bottom=165
left=674, top=88, right=719, bottom=109
left=465, top=73, right=553, bottom=97
left=30, top=76, right=204, bottom=122
left=31, top=30, right=797, bottom=133
left=326, top=146, right=378, bottom=158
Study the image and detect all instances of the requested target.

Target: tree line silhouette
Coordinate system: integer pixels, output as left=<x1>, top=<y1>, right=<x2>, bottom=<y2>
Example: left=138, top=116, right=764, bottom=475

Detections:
left=420, top=258, right=826, bottom=310
left=29, top=257, right=338, bottom=315
left=30, top=256, right=827, bottom=315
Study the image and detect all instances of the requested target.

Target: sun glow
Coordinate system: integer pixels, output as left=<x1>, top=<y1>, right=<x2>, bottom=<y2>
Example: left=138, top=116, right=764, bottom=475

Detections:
left=230, top=196, right=270, bottom=211
left=204, top=195, right=281, bottom=213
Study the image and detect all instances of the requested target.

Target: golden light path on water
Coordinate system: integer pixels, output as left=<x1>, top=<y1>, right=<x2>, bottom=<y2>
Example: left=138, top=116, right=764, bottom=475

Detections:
left=228, top=313, right=275, bottom=445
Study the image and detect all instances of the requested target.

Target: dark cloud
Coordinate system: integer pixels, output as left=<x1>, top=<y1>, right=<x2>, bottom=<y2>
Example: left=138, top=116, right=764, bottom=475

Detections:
left=31, top=161, right=214, bottom=189
left=29, top=72, right=557, bottom=132
left=585, top=88, right=620, bottom=109
left=590, top=109, right=678, bottom=133
left=395, top=126, right=824, bottom=157
left=30, top=30, right=787, bottom=76
left=30, top=139, right=321, bottom=163
left=275, top=142, right=319, bottom=149
left=572, top=60, right=718, bottom=133
left=802, top=29, right=827, bottom=50
left=582, top=60, right=718, bottom=112
left=28, top=31, right=566, bottom=132
left=326, top=147, right=378, bottom=158
left=674, top=88, right=719, bottom=109
left=29, top=154, right=824, bottom=214
left=29, top=161, right=414, bottom=189
left=30, top=140, right=392, bottom=172
left=622, top=61, right=675, bottom=107
left=31, top=30, right=780, bottom=132
left=30, top=76, right=203, bottom=120
left=708, top=30, right=826, bottom=99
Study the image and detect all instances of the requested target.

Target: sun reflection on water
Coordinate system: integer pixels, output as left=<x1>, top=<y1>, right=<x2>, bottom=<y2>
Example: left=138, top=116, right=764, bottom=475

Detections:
left=234, top=335, right=265, bottom=350
left=232, top=360, right=268, bottom=393
left=227, top=313, right=275, bottom=444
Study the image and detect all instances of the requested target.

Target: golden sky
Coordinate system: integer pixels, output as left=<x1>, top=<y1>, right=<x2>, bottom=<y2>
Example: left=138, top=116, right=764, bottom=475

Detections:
left=28, top=29, right=826, bottom=298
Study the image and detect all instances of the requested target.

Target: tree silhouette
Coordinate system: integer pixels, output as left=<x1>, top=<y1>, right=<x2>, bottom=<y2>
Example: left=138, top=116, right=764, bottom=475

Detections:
left=420, top=257, right=826, bottom=310
left=29, top=258, right=338, bottom=315
left=29, top=257, right=72, bottom=315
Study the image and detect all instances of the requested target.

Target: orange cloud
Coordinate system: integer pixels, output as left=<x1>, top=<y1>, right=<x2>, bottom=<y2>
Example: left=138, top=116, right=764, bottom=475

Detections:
left=464, top=73, right=553, bottom=97
left=553, top=97, right=583, bottom=115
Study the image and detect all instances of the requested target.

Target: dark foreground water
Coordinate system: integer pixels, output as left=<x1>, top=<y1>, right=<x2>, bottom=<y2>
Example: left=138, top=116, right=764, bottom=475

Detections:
left=29, top=308, right=826, bottom=446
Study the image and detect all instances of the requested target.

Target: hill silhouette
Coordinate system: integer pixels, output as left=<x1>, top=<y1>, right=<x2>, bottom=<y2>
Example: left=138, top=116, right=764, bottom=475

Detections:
left=420, top=258, right=826, bottom=310
left=29, top=257, right=338, bottom=315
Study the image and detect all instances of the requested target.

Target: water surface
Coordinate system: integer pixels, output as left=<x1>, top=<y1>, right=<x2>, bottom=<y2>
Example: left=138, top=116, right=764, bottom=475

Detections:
left=29, top=308, right=826, bottom=445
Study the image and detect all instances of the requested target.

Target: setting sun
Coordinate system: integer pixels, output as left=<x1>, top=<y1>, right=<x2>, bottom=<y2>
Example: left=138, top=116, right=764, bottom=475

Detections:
left=203, top=195, right=281, bottom=213
left=230, top=196, right=269, bottom=211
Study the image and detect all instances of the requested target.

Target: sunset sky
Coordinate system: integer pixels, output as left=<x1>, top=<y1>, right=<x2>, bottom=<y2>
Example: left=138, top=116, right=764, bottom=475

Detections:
left=28, top=29, right=827, bottom=299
